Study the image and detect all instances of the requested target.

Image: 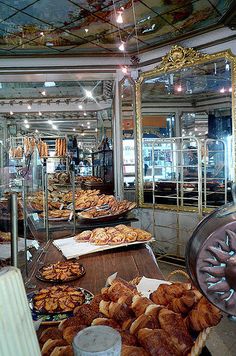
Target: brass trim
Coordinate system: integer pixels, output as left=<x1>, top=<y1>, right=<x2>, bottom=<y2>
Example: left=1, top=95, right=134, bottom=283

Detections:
left=135, top=45, right=236, bottom=212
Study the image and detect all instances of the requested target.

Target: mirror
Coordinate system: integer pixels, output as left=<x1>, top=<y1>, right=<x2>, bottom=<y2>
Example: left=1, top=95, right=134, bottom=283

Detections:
left=136, top=45, right=235, bottom=211
left=120, top=77, right=136, bottom=201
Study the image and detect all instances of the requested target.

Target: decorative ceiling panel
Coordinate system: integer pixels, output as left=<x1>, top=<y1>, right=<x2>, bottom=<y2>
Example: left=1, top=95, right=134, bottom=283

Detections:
left=0, top=0, right=234, bottom=56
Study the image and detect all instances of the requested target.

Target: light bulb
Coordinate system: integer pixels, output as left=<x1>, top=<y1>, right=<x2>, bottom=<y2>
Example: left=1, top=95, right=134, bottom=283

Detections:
left=85, top=28, right=89, bottom=33
left=87, top=122, right=90, bottom=125
left=10, top=111, right=13, bottom=115
left=177, top=85, right=182, bottom=92
left=35, top=129, right=38, bottom=133
left=122, top=66, right=128, bottom=74
left=84, top=112, right=87, bottom=116
left=116, top=12, right=123, bottom=24
left=220, top=87, right=225, bottom=93
left=41, top=90, right=46, bottom=96
left=52, top=124, right=57, bottom=130
left=119, top=42, right=125, bottom=51
left=48, top=120, right=53, bottom=124
left=25, top=124, right=30, bottom=129
left=73, top=128, right=76, bottom=131
left=40, top=32, right=44, bottom=36
left=95, top=128, right=98, bottom=132
left=38, top=111, right=42, bottom=116
left=85, top=90, right=93, bottom=99
left=24, top=119, right=28, bottom=124
left=27, top=104, right=31, bottom=110
left=229, top=87, right=232, bottom=92
left=81, top=132, right=85, bottom=136
left=78, top=104, right=83, bottom=110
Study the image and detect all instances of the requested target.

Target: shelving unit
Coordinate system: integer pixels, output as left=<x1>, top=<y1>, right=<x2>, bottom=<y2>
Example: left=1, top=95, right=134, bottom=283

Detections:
left=147, top=136, right=231, bottom=259
left=92, top=149, right=113, bottom=183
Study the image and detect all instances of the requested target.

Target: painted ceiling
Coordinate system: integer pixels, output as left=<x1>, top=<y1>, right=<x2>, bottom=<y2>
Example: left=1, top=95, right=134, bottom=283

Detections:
left=0, top=0, right=234, bottom=56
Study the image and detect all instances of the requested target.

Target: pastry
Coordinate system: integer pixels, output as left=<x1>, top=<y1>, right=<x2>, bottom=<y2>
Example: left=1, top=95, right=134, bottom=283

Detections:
left=50, top=345, right=73, bottom=356
left=131, top=296, right=153, bottom=317
left=138, top=328, right=181, bottom=356
left=33, top=285, right=85, bottom=314
left=41, top=339, right=68, bottom=356
left=158, top=308, right=193, bottom=355
left=121, top=345, right=149, bottom=356
left=38, top=261, right=85, bottom=282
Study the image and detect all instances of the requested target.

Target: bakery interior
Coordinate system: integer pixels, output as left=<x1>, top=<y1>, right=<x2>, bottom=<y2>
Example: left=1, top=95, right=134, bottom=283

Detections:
left=0, top=0, right=236, bottom=355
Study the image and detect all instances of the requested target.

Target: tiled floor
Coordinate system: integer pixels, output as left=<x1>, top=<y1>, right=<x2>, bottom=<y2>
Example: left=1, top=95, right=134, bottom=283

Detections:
left=158, top=261, right=236, bottom=356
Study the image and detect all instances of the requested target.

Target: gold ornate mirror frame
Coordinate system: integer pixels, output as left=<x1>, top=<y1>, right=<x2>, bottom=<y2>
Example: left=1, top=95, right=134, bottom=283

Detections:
left=135, top=45, right=236, bottom=210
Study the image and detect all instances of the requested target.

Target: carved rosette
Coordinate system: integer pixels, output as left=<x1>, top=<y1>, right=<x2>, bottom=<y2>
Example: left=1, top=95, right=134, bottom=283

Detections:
left=158, top=45, right=208, bottom=72
left=199, top=229, right=236, bottom=315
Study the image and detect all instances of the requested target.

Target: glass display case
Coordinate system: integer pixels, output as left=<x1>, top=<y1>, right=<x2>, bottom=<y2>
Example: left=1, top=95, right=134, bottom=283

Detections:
left=92, top=149, right=113, bottom=183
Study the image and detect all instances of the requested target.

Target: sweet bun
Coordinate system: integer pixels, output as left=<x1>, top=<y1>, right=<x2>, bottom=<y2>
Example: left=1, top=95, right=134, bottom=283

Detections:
left=41, top=339, right=68, bottom=356
left=50, top=345, right=73, bottom=356
left=39, top=327, right=63, bottom=346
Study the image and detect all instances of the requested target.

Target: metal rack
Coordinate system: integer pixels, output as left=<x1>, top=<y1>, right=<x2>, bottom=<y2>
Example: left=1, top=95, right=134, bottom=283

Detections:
left=148, top=136, right=231, bottom=260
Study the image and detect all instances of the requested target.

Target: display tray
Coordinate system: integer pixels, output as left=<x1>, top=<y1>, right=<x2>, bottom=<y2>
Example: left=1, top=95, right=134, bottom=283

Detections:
left=28, top=287, right=93, bottom=324
left=35, top=261, right=85, bottom=283
left=77, top=210, right=130, bottom=222
left=53, top=237, right=154, bottom=259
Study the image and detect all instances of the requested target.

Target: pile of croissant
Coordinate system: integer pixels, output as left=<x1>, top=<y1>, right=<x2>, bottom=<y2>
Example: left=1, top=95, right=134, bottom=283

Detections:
left=38, top=278, right=222, bottom=356
left=79, top=199, right=136, bottom=219
left=74, top=225, right=152, bottom=245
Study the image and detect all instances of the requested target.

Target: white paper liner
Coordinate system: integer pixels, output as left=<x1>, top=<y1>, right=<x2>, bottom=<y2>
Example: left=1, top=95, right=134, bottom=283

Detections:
left=53, top=237, right=154, bottom=259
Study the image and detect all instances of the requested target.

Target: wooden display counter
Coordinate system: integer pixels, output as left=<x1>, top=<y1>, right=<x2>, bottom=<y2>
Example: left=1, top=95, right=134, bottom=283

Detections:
left=26, top=242, right=163, bottom=295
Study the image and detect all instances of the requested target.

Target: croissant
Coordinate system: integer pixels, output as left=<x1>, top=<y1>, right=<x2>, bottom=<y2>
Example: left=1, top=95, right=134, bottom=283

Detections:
left=121, top=345, right=149, bottom=356
left=62, top=325, right=86, bottom=344
left=91, top=317, right=120, bottom=330
left=120, top=330, right=137, bottom=346
left=187, top=297, right=222, bottom=332
left=121, top=318, right=135, bottom=331
left=73, top=303, right=100, bottom=325
left=158, top=308, right=193, bottom=355
left=58, top=315, right=85, bottom=331
left=50, top=346, right=73, bottom=356
left=118, top=294, right=133, bottom=306
left=131, top=295, right=153, bottom=317
left=130, top=314, right=158, bottom=335
left=150, top=283, right=191, bottom=305
left=41, top=339, right=68, bottom=356
left=138, top=328, right=181, bottom=356
left=39, top=327, right=63, bottom=346
left=168, top=290, right=197, bottom=314
left=107, top=278, right=138, bottom=302
left=145, top=304, right=162, bottom=327
left=108, top=302, right=134, bottom=323
left=99, top=300, right=111, bottom=317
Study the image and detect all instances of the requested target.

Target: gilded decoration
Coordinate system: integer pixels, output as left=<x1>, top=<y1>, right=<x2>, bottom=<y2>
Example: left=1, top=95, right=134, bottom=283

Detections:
left=158, top=45, right=208, bottom=72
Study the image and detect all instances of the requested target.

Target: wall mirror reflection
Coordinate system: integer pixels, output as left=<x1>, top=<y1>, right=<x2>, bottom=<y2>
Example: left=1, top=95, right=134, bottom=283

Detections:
left=136, top=46, right=235, bottom=211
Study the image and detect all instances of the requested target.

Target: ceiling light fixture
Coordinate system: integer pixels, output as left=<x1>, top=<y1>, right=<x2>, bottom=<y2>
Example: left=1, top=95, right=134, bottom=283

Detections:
left=229, top=87, right=232, bottom=92
left=85, top=28, right=89, bottom=33
left=85, top=90, right=93, bottom=99
left=41, top=90, right=46, bottom=96
left=116, top=11, right=123, bottom=24
left=48, top=120, right=53, bottom=124
left=121, top=66, right=128, bottom=74
left=40, top=32, right=44, bottom=36
left=73, top=128, right=76, bottom=132
left=220, top=87, right=225, bottom=93
left=78, top=104, right=83, bottom=110
left=10, top=111, right=13, bottom=115
left=35, top=129, right=38, bottom=133
left=118, top=42, right=125, bottom=51
left=87, top=122, right=90, bottom=125
left=84, top=112, right=87, bottom=116
left=95, top=128, right=98, bottom=132
left=52, top=124, right=57, bottom=130
left=38, top=111, right=42, bottom=116
left=177, top=85, right=182, bottom=92
left=25, top=124, right=30, bottom=129
left=27, top=104, right=31, bottom=110
left=81, top=132, right=85, bottom=136
left=24, top=119, right=28, bottom=124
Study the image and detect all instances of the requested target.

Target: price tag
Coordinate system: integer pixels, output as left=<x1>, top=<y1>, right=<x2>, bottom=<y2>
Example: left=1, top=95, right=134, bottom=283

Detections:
left=59, top=204, right=64, bottom=210
left=68, top=212, right=73, bottom=221
left=32, top=213, right=39, bottom=221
